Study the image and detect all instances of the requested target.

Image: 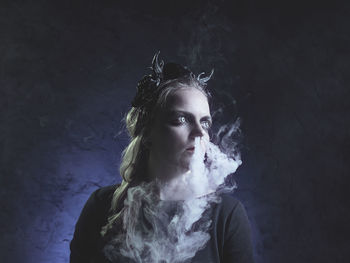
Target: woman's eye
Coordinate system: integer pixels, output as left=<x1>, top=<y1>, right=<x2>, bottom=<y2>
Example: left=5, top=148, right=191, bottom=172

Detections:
left=201, top=121, right=211, bottom=130
left=172, top=116, right=186, bottom=125
left=178, top=116, right=186, bottom=123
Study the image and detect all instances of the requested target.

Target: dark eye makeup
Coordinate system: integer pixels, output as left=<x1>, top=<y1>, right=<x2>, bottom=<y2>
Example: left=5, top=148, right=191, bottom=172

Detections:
left=201, top=120, right=212, bottom=130
left=171, top=115, right=187, bottom=125
left=167, top=110, right=212, bottom=130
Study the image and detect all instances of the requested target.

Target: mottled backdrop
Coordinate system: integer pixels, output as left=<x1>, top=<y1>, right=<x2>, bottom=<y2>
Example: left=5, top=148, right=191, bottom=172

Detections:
left=1, top=0, right=349, bottom=262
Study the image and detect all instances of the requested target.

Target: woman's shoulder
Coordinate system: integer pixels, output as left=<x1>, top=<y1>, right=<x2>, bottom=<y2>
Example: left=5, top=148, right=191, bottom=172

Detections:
left=91, top=184, right=119, bottom=202
left=80, top=184, right=120, bottom=217
left=213, top=193, right=249, bottom=220
left=70, top=184, right=120, bottom=262
left=217, top=193, right=243, bottom=209
left=216, top=194, right=254, bottom=262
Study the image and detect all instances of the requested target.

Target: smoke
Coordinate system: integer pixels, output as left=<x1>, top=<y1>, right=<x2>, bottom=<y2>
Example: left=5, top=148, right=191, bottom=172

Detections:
left=104, top=129, right=241, bottom=263
left=160, top=136, right=240, bottom=201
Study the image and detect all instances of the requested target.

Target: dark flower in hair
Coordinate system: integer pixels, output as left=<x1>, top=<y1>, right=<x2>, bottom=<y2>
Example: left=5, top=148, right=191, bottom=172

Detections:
left=131, top=52, right=163, bottom=108
left=131, top=75, right=158, bottom=108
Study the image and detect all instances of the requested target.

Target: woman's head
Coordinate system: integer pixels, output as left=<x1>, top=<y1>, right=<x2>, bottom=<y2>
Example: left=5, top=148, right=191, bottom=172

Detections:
left=121, top=53, right=213, bottom=183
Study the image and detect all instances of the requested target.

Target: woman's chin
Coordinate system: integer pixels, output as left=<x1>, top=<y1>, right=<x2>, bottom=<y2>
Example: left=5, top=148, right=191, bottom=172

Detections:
left=179, top=158, right=191, bottom=171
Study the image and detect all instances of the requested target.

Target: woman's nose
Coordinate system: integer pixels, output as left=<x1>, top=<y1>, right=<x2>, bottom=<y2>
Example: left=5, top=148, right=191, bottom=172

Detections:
left=190, top=122, right=205, bottom=138
left=190, top=123, right=208, bottom=153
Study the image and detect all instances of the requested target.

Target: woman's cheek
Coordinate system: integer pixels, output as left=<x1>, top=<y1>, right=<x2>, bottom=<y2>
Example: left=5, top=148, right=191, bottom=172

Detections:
left=167, top=127, right=188, bottom=146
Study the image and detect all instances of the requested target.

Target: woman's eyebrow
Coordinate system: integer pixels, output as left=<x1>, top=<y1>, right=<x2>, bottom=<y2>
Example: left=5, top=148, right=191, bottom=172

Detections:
left=200, top=115, right=212, bottom=123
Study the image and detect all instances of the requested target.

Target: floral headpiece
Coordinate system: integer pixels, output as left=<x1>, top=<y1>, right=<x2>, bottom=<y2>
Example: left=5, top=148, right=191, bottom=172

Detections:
left=131, top=51, right=214, bottom=110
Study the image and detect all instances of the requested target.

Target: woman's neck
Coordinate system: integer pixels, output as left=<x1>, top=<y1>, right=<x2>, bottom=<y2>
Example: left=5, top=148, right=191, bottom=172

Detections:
left=147, top=156, right=188, bottom=183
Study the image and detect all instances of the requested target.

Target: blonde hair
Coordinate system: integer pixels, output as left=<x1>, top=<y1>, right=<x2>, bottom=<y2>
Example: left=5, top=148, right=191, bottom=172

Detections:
left=101, top=75, right=210, bottom=236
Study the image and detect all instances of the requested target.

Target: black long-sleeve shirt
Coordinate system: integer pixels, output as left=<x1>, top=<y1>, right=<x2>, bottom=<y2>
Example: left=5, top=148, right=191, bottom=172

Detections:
left=70, top=185, right=254, bottom=263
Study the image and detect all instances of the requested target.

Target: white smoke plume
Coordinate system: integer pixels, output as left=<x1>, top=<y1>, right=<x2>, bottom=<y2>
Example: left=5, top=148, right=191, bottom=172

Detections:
left=104, top=129, right=242, bottom=263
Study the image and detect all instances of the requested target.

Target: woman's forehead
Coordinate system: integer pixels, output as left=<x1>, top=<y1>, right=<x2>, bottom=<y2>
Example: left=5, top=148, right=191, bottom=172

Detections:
left=166, top=87, right=210, bottom=112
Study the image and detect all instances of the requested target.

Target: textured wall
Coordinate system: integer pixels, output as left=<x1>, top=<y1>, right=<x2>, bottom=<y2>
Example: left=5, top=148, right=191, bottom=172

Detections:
left=1, top=0, right=349, bottom=262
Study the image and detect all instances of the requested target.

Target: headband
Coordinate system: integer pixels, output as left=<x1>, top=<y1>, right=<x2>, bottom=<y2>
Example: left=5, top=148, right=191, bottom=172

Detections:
left=131, top=52, right=214, bottom=109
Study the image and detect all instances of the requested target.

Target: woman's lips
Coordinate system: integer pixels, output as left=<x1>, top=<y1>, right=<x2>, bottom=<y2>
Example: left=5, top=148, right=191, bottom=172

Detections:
left=186, top=147, right=195, bottom=152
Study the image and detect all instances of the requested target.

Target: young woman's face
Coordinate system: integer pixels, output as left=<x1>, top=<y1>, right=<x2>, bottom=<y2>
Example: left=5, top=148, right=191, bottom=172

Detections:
left=148, top=86, right=212, bottom=179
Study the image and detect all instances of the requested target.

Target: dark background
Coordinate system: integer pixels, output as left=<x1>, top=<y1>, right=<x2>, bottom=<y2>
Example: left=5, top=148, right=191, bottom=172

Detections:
left=1, top=0, right=350, bottom=262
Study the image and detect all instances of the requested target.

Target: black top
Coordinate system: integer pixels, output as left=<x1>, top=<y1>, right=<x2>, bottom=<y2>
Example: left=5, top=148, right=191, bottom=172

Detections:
left=70, top=185, right=254, bottom=263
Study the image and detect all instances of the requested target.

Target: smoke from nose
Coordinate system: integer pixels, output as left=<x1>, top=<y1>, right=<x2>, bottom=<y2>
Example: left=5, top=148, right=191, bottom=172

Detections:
left=104, top=126, right=241, bottom=263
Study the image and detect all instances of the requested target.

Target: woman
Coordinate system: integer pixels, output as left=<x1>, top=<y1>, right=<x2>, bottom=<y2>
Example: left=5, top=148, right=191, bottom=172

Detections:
left=70, top=53, right=254, bottom=263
